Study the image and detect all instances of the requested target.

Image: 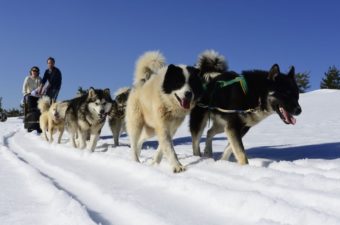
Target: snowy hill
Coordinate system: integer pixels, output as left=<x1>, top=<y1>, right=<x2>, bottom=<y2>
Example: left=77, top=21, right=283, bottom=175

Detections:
left=1, top=90, right=340, bottom=225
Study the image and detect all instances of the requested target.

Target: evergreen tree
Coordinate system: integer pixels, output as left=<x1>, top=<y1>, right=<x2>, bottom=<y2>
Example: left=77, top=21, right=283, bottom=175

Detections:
left=76, top=86, right=87, bottom=97
left=295, top=72, right=311, bottom=93
left=320, top=66, right=340, bottom=89
left=0, top=97, right=2, bottom=112
left=6, top=108, right=22, bottom=117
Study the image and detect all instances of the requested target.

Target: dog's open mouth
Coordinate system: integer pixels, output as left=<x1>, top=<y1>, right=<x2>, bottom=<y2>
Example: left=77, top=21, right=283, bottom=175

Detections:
left=53, top=113, right=61, bottom=121
left=98, top=113, right=106, bottom=119
left=277, top=106, right=296, bottom=125
left=175, top=94, right=191, bottom=109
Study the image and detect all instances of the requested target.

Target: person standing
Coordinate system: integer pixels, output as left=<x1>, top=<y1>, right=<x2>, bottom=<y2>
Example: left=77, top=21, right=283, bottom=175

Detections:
left=38, top=57, right=62, bottom=101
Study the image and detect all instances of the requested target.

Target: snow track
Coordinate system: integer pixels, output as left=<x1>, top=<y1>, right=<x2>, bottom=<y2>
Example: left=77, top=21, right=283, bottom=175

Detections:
left=1, top=132, right=97, bottom=225
left=3, top=128, right=340, bottom=225
left=5, top=130, right=246, bottom=225
left=1, top=90, right=340, bottom=225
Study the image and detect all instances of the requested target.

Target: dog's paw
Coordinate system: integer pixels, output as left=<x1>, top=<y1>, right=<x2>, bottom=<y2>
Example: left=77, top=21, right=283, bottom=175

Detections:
left=203, top=151, right=213, bottom=158
left=151, top=160, right=158, bottom=166
left=172, top=165, right=186, bottom=173
left=79, top=145, right=86, bottom=150
left=193, top=151, right=202, bottom=157
left=133, top=157, right=141, bottom=163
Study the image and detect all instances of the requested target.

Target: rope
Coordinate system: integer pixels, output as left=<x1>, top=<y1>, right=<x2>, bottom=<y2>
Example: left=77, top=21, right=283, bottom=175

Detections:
left=197, top=103, right=256, bottom=114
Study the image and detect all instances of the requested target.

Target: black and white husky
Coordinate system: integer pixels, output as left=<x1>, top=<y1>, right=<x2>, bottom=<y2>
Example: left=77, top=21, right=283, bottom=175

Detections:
left=190, top=50, right=302, bottom=164
left=65, top=88, right=113, bottom=151
left=125, top=51, right=203, bottom=172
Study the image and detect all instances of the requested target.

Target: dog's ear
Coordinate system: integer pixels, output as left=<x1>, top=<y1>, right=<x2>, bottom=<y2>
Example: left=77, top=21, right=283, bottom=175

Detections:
left=166, top=64, right=179, bottom=74
left=163, top=64, right=185, bottom=94
left=268, top=64, right=280, bottom=81
left=288, top=66, right=295, bottom=79
left=111, top=100, right=118, bottom=109
left=186, top=66, right=204, bottom=100
left=186, top=66, right=200, bottom=77
left=103, top=88, right=111, bottom=97
left=88, top=87, right=96, bottom=99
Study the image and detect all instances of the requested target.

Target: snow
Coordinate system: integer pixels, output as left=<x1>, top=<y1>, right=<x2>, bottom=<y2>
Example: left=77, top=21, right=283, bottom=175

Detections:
left=1, top=89, right=340, bottom=225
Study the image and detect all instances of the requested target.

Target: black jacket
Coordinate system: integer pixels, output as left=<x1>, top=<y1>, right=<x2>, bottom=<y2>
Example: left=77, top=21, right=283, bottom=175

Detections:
left=41, top=67, right=62, bottom=90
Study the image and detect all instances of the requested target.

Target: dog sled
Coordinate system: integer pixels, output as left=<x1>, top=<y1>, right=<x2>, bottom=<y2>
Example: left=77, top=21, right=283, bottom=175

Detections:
left=23, top=95, right=41, bottom=133
left=0, top=111, right=7, bottom=122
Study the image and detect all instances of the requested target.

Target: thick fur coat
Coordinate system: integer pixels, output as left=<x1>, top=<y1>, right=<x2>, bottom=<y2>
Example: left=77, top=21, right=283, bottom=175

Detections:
left=38, top=96, right=69, bottom=143
left=190, top=50, right=302, bottom=164
left=64, top=88, right=112, bottom=151
left=125, top=51, right=203, bottom=172
left=108, top=87, right=130, bottom=146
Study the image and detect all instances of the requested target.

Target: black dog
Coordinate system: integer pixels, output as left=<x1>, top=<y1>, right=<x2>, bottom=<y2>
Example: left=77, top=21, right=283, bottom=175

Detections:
left=190, top=50, right=301, bottom=164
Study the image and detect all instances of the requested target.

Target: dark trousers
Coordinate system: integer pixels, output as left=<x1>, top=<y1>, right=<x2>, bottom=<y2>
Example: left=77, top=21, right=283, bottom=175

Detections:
left=46, top=88, right=60, bottom=101
left=24, top=95, right=39, bottom=116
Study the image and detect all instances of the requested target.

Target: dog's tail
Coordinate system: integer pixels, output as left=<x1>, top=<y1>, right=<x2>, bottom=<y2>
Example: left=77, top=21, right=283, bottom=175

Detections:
left=134, top=51, right=166, bottom=85
left=196, top=50, right=228, bottom=78
left=37, top=96, right=51, bottom=113
left=114, top=87, right=130, bottom=97
left=56, top=101, right=70, bottom=119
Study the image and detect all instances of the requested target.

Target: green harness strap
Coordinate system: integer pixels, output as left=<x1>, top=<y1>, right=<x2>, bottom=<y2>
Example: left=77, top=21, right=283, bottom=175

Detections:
left=198, top=75, right=252, bottom=114
left=215, top=75, right=248, bottom=95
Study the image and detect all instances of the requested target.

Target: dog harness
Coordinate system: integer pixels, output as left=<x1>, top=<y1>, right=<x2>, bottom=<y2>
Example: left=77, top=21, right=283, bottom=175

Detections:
left=198, top=75, right=255, bottom=114
left=215, top=76, right=248, bottom=95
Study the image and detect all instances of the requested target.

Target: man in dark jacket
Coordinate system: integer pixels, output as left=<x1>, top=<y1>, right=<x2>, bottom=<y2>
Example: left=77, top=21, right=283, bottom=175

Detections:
left=38, top=57, right=62, bottom=101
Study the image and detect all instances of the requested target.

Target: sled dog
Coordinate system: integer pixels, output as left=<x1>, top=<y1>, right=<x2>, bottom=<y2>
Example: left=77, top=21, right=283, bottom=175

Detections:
left=65, top=88, right=112, bottom=151
left=125, top=51, right=203, bottom=172
left=108, top=87, right=130, bottom=146
left=38, top=96, right=69, bottom=143
left=190, top=50, right=302, bottom=164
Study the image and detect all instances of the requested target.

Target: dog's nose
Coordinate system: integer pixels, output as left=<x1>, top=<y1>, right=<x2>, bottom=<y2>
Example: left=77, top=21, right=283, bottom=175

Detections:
left=294, top=106, right=302, bottom=115
left=100, top=109, right=105, bottom=114
left=184, top=91, right=192, bottom=99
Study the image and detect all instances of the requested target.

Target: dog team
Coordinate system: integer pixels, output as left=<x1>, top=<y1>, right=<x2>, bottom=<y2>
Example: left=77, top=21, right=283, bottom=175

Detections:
left=36, top=49, right=302, bottom=172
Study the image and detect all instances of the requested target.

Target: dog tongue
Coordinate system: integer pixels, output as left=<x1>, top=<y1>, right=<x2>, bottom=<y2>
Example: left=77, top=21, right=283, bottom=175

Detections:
left=181, top=99, right=190, bottom=109
left=280, top=107, right=296, bottom=125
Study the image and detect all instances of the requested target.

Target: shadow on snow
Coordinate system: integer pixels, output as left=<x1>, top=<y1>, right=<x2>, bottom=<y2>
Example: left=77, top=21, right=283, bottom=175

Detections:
left=101, top=134, right=340, bottom=161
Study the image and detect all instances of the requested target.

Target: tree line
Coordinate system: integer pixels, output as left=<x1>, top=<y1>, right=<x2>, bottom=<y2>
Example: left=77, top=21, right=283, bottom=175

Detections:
left=0, top=66, right=339, bottom=117
left=297, top=65, right=340, bottom=93
left=0, top=97, right=24, bottom=117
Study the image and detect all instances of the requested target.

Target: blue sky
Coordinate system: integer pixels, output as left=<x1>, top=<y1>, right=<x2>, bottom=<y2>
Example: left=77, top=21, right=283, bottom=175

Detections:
left=0, top=0, right=339, bottom=109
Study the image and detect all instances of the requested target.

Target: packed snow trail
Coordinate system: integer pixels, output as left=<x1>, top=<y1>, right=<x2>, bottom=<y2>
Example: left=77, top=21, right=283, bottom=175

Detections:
left=6, top=130, right=250, bottom=225
left=1, top=90, right=340, bottom=225
left=1, top=131, right=97, bottom=225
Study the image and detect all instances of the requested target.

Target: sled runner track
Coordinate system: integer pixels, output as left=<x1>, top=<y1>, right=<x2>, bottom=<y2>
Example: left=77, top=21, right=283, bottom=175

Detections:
left=1, top=131, right=97, bottom=225
left=8, top=130, right=251, bottom=225
left=186, top=162, right=340, bottom=218
left=7, top=130, right=340, bottom=225
left=8, top=133, right=174, bottom=225
left=267, top=160, right=340, bottom=179
left=188, top=157, right=340, bottom=192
